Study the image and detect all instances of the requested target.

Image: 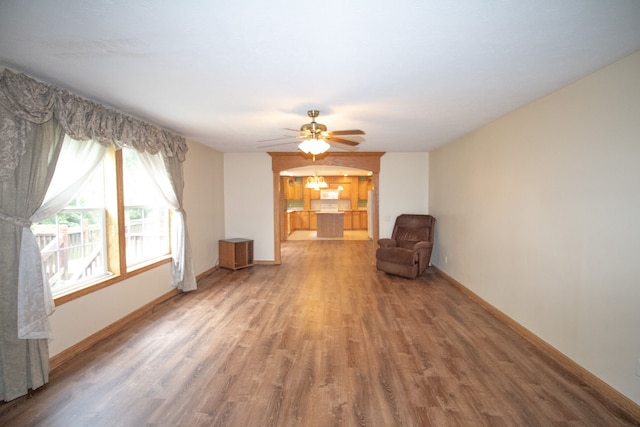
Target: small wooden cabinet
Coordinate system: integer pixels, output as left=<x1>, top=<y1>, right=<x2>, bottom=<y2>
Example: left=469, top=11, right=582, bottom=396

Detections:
left=219, top=238, right=254, bottom=270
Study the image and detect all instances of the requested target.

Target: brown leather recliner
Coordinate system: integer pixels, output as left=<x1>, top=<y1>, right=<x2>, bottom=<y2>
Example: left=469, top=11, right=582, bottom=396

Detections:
left=376, top=214, right=435, bottom=279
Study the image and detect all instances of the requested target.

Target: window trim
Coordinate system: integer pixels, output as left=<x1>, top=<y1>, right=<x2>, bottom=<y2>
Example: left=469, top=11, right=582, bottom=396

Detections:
left=53, top=255, right=171, bottom=306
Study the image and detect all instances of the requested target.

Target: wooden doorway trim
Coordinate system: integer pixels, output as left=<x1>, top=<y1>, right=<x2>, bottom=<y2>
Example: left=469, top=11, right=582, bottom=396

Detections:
left=269, top=152, right=384, bottom=264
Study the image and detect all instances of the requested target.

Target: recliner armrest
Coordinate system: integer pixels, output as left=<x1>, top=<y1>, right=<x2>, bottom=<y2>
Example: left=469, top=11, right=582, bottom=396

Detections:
left=378, top=238, right=397, bottom=248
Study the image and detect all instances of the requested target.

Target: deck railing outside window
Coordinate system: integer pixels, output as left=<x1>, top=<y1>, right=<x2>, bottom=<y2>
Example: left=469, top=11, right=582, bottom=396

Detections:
left=124, top=205, right=170, bottom=267
left=33, top=208, right=108, bottom=296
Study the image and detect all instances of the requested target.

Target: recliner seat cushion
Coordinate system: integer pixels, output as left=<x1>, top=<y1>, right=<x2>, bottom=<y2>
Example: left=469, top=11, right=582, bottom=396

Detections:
left=376, top=247, right=417, bottom=266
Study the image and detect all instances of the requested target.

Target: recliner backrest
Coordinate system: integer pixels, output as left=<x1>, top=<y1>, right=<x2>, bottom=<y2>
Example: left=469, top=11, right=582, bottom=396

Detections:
left=391, top=214, right=434, bottom=247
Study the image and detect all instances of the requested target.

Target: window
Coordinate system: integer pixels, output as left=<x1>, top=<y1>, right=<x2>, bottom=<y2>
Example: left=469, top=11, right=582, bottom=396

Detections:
left=33, top=161, right=109, bottom=296
left=122, top=148, right=170, bottom=267
left=33, top=144, right=171, bottom=300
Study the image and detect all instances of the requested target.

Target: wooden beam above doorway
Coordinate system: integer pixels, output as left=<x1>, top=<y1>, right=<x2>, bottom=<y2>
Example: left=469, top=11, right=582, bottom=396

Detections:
left=269, top=152, right=384, bottom=174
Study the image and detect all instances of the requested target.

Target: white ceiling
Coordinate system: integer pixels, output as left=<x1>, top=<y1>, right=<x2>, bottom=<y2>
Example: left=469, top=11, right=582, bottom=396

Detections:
left=1, top=1, right=640, bottom=155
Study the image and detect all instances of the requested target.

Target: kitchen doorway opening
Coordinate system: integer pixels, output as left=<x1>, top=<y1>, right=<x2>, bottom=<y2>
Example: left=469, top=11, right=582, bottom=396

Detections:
left=270, top=152, right=384, bottom=264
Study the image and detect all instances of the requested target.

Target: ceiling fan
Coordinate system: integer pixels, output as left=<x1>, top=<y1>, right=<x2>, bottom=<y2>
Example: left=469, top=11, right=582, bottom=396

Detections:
left=259, top=110, right=365, bottom=154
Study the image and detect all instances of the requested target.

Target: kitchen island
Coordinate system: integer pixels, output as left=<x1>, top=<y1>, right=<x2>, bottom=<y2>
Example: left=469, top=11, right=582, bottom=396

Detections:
left=316, top=212, right=344, bottom=238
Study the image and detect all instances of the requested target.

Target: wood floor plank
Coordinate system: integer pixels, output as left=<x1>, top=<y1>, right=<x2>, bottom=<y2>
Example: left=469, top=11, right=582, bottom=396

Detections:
left=0, top=239, right=638, bottom=426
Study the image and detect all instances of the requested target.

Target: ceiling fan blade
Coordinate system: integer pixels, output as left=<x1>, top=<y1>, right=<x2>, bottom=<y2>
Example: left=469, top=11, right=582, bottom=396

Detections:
left=327, top=136, right=360, bottom=146
left=330, top=129, right=365, bottom=136
left=283, top=128, right=301, bottom=132
left=328, top=141, right=359, bottom=151
left=257, top=135, right=297, bottom=143
left=258, top=141, right=299, bottom=148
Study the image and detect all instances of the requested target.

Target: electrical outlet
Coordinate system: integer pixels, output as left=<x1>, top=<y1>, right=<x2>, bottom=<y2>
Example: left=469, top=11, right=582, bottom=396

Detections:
left=636, top=358, right=640, bottom=377
left=445, top=256, right=448, bottom=264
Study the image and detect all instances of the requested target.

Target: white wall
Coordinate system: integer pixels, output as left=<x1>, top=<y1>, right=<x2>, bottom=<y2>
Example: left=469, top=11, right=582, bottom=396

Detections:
left=223, top=152, right=431, bottom=260
left=223, top=152, right=274, bottom=261
left=184, top=140, right=225, bottom=274
left=49, top=140, right=224, bottom=357
left=49, top=264, right=172, bottom=356
left=429, top=52, right=640, bottom=404
left=379, top=152, right=430, bottom=238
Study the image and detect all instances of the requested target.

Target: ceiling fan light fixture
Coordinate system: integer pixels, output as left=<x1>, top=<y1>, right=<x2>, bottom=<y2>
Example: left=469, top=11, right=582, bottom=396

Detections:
left=298, top=137, right=330, bottom=155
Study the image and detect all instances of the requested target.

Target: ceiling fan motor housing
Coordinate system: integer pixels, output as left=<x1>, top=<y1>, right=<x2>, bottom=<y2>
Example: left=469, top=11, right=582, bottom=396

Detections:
left=300, top=110, right=327, bottom=137
left=300, top=122, right=327, bottom=136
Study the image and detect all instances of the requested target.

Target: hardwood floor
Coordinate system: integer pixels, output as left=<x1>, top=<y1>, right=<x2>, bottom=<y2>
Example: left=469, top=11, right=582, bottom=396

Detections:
left=286, top=230, right=370, bottom=240
left=1, top=240, right=638, bottom=426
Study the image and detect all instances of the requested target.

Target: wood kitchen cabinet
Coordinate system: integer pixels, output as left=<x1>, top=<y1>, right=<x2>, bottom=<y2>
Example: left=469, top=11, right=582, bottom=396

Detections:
left=339, top=210, right=367, bottom=230
left=289, top=210, right=367, bottom=233
left=310, top=211, right=317, bottom=230
left=284, top=177, right=303, bottom=200
left=285, top=211, right=292, bottom=235
left=284, top=177, right=294, bottom=200
left=290, top=210, right=311, bottom=230
left=358, top=177, right=371, bottom=199
left=343, top=210, right=353, bottom=230
left=309, top=187, right=320, bottom=199
left=338, top=183, right=351, bottom=199
left=360, top=211, right=368, bottom=230
left=289, top=211, right=299, bottom=231
left=298, top=211, right=310, bottom=229
left=352, top=211, right=361, bottom=229
left=303, top=191, right=311, bottom=210
left=290, top=210, right=314, bottom=230
left=292, top=211, right=300, bottom=229
left=293, top=178, right=303, bottom=200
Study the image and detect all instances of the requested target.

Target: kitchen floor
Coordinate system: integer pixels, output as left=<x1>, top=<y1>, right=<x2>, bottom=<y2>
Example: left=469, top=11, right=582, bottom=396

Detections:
left=287, top=230, right=370, bottom=241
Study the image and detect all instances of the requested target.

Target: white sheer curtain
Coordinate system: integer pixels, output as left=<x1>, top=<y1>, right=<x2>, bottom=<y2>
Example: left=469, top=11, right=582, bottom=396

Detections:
left=17, top=136, right=107, bottom=339
left=36, top=136, right=107, bottom=220
left=137, top=150, right=196, bottom=291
